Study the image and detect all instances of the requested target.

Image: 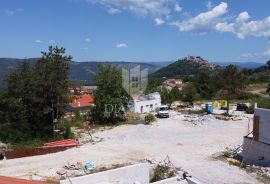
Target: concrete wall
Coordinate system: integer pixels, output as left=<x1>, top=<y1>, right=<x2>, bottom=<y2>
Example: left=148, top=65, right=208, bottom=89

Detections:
left=151, top=177, right=187, bottom=184
left=255, top=108, right=270, bottom=144
left=241, top=136, right=270, bottom=166
left=151, top=177, right=202, bottom=184
left=60, top=163, right=150, bottom=184
left=186, top=178, right=203, bottom=184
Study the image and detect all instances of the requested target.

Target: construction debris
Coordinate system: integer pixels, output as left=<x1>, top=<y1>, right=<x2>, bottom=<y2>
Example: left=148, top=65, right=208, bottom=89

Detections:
left=57, top=161, right=96, bottom=179
left=214, top=147, right=270, bottom=181
left=214, top=114, right=242, bottom=121
left=183, top=114, right=214, bottom=126
left=63, top=162, right=84, bottom=170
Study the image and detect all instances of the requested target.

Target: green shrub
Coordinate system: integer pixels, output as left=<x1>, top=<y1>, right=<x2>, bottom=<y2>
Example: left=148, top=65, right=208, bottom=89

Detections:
left=151, top=165, right=177, bottom=182
left=188, top=109, right=205, bottom=115
left=145, top=113, right=156, bottom=125
left=74, top=109, right=81, bottom=121
left=64, top=126, right=74, bottom=139
left=246, top=105, right=254, bottom=114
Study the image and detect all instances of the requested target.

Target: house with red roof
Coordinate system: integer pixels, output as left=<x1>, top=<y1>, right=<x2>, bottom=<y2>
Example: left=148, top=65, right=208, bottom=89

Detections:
left=67, top=94, right=94, bottom=113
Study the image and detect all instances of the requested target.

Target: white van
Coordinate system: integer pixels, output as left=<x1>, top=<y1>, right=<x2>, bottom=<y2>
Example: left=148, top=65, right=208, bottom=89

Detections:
left=157, top=105, right=169, bottom=118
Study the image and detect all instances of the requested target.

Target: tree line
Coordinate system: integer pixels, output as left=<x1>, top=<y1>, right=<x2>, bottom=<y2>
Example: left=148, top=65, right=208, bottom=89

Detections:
left=0, top=46, right=71, bottom=143
left=148, top=65, right=254, bottom=106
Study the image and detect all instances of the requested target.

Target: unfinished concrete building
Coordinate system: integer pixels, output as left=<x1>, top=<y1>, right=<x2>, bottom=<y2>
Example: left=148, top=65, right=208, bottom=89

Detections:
left=241, top=108, right=270, bottom=166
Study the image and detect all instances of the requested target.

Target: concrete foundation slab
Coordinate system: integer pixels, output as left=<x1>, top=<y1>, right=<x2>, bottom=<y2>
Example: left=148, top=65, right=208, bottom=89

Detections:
left=151, top=177, right=187, bottom=184
left=60, top=163, right=150, bottom=184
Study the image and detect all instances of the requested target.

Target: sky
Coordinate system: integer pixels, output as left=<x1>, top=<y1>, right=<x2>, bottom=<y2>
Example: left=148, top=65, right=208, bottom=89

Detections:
left=1, top=0, right=270, bottom=63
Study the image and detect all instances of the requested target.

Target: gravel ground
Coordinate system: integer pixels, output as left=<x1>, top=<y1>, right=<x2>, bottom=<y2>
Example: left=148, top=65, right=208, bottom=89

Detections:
left=0, top=111, right=262, bottom=184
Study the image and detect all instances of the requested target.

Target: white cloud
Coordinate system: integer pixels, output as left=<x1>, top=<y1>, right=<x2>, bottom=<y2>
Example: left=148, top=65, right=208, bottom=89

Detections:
left=216, top=22, right=234, bottom=32
left=268, top=41, right=270, bottom=44
left=174, top=3, right=182, bottom=12
left=236, top=12, right=250, bottom=22
left=35, top=40, right=42, bottom=43
left=87, top=0, right=175, bottom=17
left=116, top=43, right=128, bottom=48
left=108, top=7, right=121, bottom=14
left=216, top=12, right=270, bottom=39
left=241, top=49, right=270, bottom=59
left=241, top=53, right=254, bottom=58
left=85, top=38, right=91, bottom=43
left=154, top=18, right=165, bottom=26
left=241, top=53, right=261, bottom=58
left=264, top=49, right=270, bottom=57
left=49, top=40, right=56, bottom=44
left=4, top=9, right=14, bottom=16
left=205, top=1, right=212, bottom=10
left=170, top=2, right=228, bottom=33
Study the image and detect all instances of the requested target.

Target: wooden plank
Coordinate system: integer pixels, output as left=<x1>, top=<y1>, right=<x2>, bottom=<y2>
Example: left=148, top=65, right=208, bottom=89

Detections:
left=253, top=115, right=260, bottom=141
left=0, top=176, right=52, bottom=184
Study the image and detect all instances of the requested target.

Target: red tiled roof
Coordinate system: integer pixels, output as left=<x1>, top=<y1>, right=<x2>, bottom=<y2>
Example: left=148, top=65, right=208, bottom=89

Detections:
left=167, top=83, right=177, bottom=88
left=69, top=94, right=94, bottom=108
left=0, top=176, right=52, bottom=184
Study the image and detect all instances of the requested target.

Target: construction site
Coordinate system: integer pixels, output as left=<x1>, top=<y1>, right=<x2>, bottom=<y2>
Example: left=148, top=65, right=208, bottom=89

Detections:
left=1, top=104, right=270, bottom=184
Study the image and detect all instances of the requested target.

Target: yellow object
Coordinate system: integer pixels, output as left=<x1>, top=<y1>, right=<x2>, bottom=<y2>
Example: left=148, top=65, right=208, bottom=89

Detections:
left=212, top=100, right=219, bottom=110
left=219, top=100, right=227, bottom=108
left=227, top=158, right=241, bottom=166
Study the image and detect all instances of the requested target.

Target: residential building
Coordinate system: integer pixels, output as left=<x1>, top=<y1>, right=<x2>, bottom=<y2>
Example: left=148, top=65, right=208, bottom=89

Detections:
left=163, top=79, right=186, bottom=91
left=130, top=92, right=161, bottom=114
left=67, top=94, right=94, bottom=113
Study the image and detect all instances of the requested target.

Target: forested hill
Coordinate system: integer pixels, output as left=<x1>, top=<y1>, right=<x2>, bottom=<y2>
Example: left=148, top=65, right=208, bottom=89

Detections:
left=150, top=56, right=217, bottom=78
left=0, top=58, right=161, bottom=88
left=69, top=61, right=160, bottom=85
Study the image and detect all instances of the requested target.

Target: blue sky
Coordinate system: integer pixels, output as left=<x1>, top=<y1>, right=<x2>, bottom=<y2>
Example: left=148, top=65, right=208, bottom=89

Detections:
left=1, top=0, right=270, bottom=63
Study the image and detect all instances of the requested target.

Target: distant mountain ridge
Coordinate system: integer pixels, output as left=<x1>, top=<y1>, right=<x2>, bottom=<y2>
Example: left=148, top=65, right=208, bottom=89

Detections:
left=0, top=57, right=266, bottom=89
left=0, top=58, right=163, bottom=88
left=216, top=62, right=265, bottom=69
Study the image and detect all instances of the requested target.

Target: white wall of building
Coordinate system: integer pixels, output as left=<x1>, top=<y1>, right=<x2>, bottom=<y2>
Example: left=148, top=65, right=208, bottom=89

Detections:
left=134, top=99, right=161, bottom=113
left=133, top=92, right=161, bottom=114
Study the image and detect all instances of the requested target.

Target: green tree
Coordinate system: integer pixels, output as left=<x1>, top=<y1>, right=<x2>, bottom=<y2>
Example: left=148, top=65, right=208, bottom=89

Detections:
left=35, top=46, right=71, bottom=136
left=194, top=72, right=218, bottom=99
left=267, top=60, right=270, bottom=69
left=218, top=65, right=247, bottom=114
left=0, top=91, right=8, bottom=125
left=182, top=83, right=198, bottom=105
left=159, top=86, right=170, bottom=104
left=1, top=46, right=71, bottom=143
left=4, top=61, right=36, bottom=141
left=145, top=77, right=162, bottom=94
left=170, top=87, right=182, bottom=102
left=92, top=64, right=129, bottom=124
